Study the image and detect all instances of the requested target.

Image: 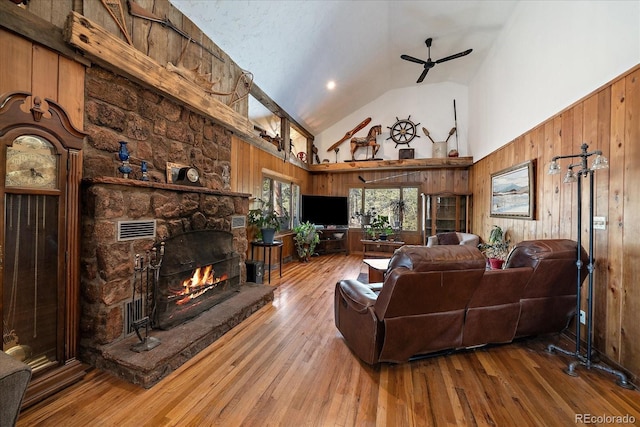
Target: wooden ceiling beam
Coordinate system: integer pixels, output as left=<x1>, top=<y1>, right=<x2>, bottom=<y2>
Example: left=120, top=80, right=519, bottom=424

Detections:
left=249, top=83, right=314, bottom=140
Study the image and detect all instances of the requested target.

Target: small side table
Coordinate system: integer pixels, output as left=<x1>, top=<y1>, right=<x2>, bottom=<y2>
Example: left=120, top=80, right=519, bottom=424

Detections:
left=363, top=258, right=391, bottom=283
left=250, top=240, right=283, bottom=283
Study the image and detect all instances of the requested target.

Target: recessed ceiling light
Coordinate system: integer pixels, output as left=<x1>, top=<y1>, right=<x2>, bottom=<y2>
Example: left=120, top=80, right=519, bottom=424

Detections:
left=326, top=80, right=336, bottom=90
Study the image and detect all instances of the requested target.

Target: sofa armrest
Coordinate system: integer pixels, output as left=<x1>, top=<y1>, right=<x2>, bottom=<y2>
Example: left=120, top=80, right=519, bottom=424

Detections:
left=337, top=279, right=379, bottom=313
left=458, top=233, right=479, bottom=247
left=426, top=235, right=438, bottom=247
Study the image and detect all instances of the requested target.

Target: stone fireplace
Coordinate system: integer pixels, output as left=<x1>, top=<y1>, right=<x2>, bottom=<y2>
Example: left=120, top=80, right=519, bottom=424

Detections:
left=79, top=179, right=273, bottom=387
left=77, top=66, right=273, bottom=387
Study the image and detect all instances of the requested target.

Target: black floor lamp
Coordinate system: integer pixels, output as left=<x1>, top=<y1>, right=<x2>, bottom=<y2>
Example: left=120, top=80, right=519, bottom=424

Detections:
left=546, top=143, right=633, bottom=389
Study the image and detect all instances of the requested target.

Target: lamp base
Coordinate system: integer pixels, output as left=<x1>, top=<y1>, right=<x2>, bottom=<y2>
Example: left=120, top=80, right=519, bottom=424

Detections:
left=547, top=343, right=634, bottom=389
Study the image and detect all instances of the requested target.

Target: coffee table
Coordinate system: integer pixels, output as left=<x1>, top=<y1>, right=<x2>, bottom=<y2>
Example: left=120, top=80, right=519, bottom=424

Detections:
left=362, top=258, right=391, bottom=283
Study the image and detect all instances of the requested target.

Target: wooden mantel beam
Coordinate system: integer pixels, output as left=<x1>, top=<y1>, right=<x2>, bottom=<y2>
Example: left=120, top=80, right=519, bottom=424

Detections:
left=64, top=11, right=257, bottom=142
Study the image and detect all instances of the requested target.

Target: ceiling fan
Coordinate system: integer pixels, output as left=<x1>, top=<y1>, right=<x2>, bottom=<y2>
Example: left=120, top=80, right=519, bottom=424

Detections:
left=401, top=38, right=473, bottom=83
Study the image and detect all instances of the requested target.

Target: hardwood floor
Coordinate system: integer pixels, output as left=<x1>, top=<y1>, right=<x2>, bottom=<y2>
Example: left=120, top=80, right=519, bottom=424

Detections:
left=18, top=254, right=640, bottom=426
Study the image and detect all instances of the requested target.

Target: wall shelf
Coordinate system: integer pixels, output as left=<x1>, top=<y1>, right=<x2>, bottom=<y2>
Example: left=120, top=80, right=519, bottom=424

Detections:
left=308, top=157, right=473, bottom=173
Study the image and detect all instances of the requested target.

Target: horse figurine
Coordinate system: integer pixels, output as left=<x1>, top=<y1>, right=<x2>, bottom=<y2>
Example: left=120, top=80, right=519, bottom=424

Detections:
left=350, top=124, right=382, bottom=161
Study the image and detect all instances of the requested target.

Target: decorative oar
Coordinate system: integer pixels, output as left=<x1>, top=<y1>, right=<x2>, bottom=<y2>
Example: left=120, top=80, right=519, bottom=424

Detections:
left=327, top=117, right=372, bottom=152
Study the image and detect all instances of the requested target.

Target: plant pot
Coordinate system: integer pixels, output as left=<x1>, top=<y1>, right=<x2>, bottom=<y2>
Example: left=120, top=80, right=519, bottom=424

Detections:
left=261, top=228, right=276, bottom=244
left=379, top=234, right=388, bottom=241
left=298, top=243, right=311, bottom=262
left=488, top=258, right=504, bottom=270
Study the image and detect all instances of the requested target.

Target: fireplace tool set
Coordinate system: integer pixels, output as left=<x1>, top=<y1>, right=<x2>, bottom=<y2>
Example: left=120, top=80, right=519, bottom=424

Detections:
left=130, top=242, right=164, bottom=352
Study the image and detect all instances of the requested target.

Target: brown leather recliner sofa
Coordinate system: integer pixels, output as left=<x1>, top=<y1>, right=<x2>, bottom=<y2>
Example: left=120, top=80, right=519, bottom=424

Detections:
left=334, top=239, right=588, bottom=364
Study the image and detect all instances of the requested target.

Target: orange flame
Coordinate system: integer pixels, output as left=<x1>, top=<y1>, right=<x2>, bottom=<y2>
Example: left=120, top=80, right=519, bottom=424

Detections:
left=174, top=266, right=229, bottom=305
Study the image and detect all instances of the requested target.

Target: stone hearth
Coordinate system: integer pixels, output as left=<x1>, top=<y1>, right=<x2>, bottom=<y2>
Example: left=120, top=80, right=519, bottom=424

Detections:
left=97, top=284, right=272, bottom=388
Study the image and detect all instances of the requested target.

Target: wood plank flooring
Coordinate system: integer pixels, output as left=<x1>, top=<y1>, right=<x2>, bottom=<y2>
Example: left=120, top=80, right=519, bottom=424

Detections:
left=18, top=254, right=640, bottom=426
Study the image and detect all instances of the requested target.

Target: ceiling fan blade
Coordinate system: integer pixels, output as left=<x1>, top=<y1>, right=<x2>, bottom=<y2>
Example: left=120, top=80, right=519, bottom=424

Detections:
left=436, top=49, right=473, bottom=64
left=416, top=68, right=429, bottom=83
left=401, top=54, right=427, bottom=65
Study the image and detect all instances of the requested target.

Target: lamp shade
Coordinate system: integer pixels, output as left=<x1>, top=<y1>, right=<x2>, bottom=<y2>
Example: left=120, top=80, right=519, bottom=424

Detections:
left=591, top=154, right=609, bottom=170
left=563, top=169, right=577, bottom=183
left=547, top=160, right=561, bottom=175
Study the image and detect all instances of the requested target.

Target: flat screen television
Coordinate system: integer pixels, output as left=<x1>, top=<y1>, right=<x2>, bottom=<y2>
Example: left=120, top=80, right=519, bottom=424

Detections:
left=301, top=195, right=349, bottom=228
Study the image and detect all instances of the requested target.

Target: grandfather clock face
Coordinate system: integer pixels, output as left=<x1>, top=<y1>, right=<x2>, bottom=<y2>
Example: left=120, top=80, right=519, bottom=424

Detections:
left=5, top=135, right=58, bottom=189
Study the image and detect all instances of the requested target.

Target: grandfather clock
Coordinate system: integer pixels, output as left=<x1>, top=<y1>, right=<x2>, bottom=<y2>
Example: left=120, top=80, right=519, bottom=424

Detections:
left=0, top=92, right=87, bottom=407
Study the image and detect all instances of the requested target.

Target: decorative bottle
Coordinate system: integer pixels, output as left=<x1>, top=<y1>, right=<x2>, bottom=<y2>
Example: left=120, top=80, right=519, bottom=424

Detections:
left=118, top=141, right=132, bottom=179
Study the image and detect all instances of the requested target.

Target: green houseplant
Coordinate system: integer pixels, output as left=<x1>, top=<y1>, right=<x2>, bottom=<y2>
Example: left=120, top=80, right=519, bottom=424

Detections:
left=370, top=214, right=393, bottom=241
left=293, top=221, right=320, bottom=262
left=248, top=202, right=280, bottom=244
left=478, top=225, right=510, bottom=269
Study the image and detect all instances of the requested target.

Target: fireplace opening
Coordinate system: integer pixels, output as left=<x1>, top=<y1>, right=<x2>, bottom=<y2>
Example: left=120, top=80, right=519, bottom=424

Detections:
left=154, top=230, right=241, bottom=330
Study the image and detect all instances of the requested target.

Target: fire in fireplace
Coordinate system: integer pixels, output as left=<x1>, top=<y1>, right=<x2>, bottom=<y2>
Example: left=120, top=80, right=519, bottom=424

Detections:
left=173, top=265, right=228, bottom=305
left=154, top=230, right=241, bottom=330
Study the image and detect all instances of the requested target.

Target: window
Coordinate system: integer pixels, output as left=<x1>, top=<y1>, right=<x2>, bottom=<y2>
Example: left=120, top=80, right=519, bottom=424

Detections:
left=349, top=186, right=419, bottom=231
left=261, top=176, right=300, bottom=230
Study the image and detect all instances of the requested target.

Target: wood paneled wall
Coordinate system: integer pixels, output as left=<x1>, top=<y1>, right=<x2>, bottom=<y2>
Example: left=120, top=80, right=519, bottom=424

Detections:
left=470, top=64, right=640, bottom=380
left=230, top=136, right=311, bottom=197
left=231, top=136, right=312, bottom=261
left=0, top=29, right=85, bottom=129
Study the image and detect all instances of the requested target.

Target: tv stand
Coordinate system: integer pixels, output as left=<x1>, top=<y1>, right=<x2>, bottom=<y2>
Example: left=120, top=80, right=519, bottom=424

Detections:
left=317, top=227, right=349, bottom=255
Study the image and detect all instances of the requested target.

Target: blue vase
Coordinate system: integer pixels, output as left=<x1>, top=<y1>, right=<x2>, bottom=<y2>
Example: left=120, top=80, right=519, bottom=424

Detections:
left=118, top=141, right=132, bottom=178
left=118, top=141, right=129, bottom=162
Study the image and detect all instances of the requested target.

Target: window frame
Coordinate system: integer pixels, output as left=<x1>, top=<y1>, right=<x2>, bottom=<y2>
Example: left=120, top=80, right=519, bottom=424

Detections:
left=261, top=174, right=300, bottom=232
left=349, top=185, right=419, bottom=231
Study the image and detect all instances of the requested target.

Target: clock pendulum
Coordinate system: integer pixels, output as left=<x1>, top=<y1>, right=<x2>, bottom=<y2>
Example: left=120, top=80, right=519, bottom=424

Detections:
left=33, top=195, right=39, bottom=338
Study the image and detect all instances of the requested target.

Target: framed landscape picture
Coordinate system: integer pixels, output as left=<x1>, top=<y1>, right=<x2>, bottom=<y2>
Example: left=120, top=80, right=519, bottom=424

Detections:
left=490, top=160, right=535, bottom=219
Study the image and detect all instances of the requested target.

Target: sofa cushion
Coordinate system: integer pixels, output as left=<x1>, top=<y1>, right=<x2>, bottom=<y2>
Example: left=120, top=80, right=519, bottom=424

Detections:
left=437, top=232, right=460, bottom=245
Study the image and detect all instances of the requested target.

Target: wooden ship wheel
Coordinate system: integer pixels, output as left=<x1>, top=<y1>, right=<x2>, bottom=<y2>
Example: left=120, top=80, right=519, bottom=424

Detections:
left=386, top=115, right=420, bottom=147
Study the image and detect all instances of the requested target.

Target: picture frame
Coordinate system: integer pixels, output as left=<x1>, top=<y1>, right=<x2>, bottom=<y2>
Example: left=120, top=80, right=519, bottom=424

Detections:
left=166, top=162, right=187, bottom=184
left=398, top=148, right=415, bottom=159
left=490, top=160, right=535, bottom=219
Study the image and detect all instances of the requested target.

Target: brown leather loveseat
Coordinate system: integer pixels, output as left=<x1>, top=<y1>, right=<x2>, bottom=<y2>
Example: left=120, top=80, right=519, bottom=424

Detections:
left=334, top=239, right=587, bottom=364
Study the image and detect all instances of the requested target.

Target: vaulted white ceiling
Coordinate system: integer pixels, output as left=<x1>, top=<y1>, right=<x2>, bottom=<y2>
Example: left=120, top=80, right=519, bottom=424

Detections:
left=170, top=0, right=519, bottom=136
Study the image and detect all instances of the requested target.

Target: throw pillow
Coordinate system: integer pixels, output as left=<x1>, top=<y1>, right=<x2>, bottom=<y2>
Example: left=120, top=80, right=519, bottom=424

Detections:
left=437, top=232, right=460, bottom=245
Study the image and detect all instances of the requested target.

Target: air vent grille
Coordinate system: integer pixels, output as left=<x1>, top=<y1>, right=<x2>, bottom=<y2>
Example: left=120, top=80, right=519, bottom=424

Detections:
left=231, top=215, right=247, bottom=229
left=118, top=220, right=156, bottom=241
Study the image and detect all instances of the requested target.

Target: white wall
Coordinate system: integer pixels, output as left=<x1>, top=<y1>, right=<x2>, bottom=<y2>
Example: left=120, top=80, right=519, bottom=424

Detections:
left=469, top=1, right=640, bottom=161
left=315, top=82, right=469, bottom=163
left=316, top=1, right=640, bottom=164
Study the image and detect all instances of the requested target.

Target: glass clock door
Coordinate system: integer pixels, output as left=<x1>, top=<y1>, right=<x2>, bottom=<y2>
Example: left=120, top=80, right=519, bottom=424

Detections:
left=3, top=135, right=62, bottom=374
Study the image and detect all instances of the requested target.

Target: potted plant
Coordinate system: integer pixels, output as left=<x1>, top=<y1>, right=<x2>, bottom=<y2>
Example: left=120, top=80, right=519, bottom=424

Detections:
left=370, top=214, right=393, bottom=241
left=293, top=221, right=320, bottom=262
left=248, top=201, right=280, bottom=244
left=478, top=225, right=510, bottom=269
left=355, top=208, right=376, bottom=226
